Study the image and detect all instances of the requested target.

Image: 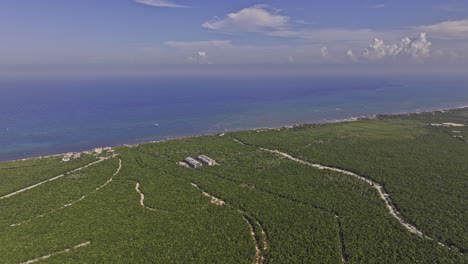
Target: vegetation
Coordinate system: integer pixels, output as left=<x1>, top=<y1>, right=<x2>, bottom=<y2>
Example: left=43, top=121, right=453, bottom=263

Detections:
left=0, top=108, right=467, bottom=263
left=0, top=154, right=96, bottom=196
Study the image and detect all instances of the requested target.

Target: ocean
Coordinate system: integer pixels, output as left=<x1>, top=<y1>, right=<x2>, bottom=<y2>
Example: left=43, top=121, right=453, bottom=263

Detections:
left=1, top=73, right=468, bottom=161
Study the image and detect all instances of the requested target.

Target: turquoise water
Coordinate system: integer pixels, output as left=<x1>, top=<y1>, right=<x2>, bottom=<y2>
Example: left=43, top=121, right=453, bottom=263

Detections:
left=1, top=73, right=467, bottom=161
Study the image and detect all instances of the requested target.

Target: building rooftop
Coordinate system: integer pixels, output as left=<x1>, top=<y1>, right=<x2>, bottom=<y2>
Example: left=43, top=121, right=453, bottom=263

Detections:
left=184, top=157, right=203, bottom=168
left=198, top=155, right=216, bottom=165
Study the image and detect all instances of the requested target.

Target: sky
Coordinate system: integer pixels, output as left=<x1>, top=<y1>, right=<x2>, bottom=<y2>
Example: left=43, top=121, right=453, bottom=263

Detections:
left=1, top=0, right=468, bottom=72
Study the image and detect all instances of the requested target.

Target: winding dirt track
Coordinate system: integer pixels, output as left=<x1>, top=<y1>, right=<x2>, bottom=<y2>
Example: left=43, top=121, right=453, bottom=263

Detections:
left=17, top=241, right=91, bottom=264
left=191, top=182, right=267, bottom=264
left=1, top=156, right=116, bottom=200
left=11, top=158, right=122, bottom=227
left=259, top=148, right=428, bottom=238
left=231, top=137, right=464, bottom=254
left=134, top=182, right=159, bottom=211
left=259, top=147, right=466, bottom=254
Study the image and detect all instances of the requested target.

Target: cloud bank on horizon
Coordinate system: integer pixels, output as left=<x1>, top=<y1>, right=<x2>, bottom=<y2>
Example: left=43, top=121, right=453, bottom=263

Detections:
left=416, top=19, right=468, bottom=40
left=192, top=4, right=466, bottom=65
left=349, top=33, right=432, bottom=62
left=0, top=0, right=467, bottom=67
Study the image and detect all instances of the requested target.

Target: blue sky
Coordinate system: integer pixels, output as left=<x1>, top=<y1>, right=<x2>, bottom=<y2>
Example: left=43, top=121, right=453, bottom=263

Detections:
left=1, top=0, right=467, bottom=68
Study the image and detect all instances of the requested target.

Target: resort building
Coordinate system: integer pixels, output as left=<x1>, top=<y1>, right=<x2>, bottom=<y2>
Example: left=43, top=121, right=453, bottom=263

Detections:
left=94, top=148, right=103, bottom=154
left=62, top=152, right=73, bottom=162
left=184, top=157, right=203, bottom=168
left=198, top=155, right=216, bottom=166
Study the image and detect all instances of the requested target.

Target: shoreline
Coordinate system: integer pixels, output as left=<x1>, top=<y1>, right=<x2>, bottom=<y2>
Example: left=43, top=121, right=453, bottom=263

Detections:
left=2, top=105, right=467, bottom=164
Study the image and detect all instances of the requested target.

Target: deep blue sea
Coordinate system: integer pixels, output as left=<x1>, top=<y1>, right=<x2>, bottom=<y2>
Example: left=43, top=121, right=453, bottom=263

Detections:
left=1, top=73, right=468, bottom=161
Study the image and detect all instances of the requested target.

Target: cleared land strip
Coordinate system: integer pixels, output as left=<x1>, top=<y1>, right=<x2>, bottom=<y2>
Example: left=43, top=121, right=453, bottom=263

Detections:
left=132, top=179, right=174, bottom=213
left=11, top=158, right=122, bottom=227
left=191, top=182, right=268, bottom=264
left=17, top=241, right=91, bottom=264
left=134, top=182, right=160, bottom=212
left=259, top=147, right=427, bottom=238
left=1, top=155, right=117, bottom=200
left=256, top=145, right=464, bottom=255
left=232, top=138, right=245, bottom=145
left=231, top=137, right=464, bottom=254
left=335, top=214, right=348, bottom=263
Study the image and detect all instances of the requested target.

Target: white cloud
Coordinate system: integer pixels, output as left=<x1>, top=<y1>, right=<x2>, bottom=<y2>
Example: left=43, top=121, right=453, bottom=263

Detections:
left=407, top=32, right=432, bottom=58
left=346, top=50, right=357, bottom=61
left=202, top=5, right=290, bottom=32
left=135, top=0, right=188, bottom=8
left=415, top=19, right=468, bottom=39
left=361, top=32, right=431, bottom=61
left=363, top=38, right=408, bottom=60
left=320, top=46, right=329, bottom=57
left=165, top=40, right=233, bottom=49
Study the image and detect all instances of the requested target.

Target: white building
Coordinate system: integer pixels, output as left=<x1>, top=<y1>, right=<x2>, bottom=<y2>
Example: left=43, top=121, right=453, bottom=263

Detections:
left=94, top=148, right=103, bottom=154
left=198, top=155, right=216, bottom=166
left=184, top=157, right=203, bottom=168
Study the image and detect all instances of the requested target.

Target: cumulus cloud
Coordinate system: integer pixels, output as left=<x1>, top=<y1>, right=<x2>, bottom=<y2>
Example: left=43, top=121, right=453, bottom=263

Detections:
left=135, top=0, right=188, bottom=8
left=363, top=38, right=409, bottom=60
left=415, top=19, right=468, bottom=39
left=320, top=46, right=329, bottom=57
left=202, top=5, right=290, bottom=32
left=165, top=40, right=233, bottom=49
left=346, top=50, right=357, bottom=61
left=361, top=32, right=431, bottom=61
left=407, top=33, right=432, bottom=58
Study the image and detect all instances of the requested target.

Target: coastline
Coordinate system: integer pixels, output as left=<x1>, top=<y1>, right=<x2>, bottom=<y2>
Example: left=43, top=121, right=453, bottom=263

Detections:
left=2, top=105, right=467, bottom=164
